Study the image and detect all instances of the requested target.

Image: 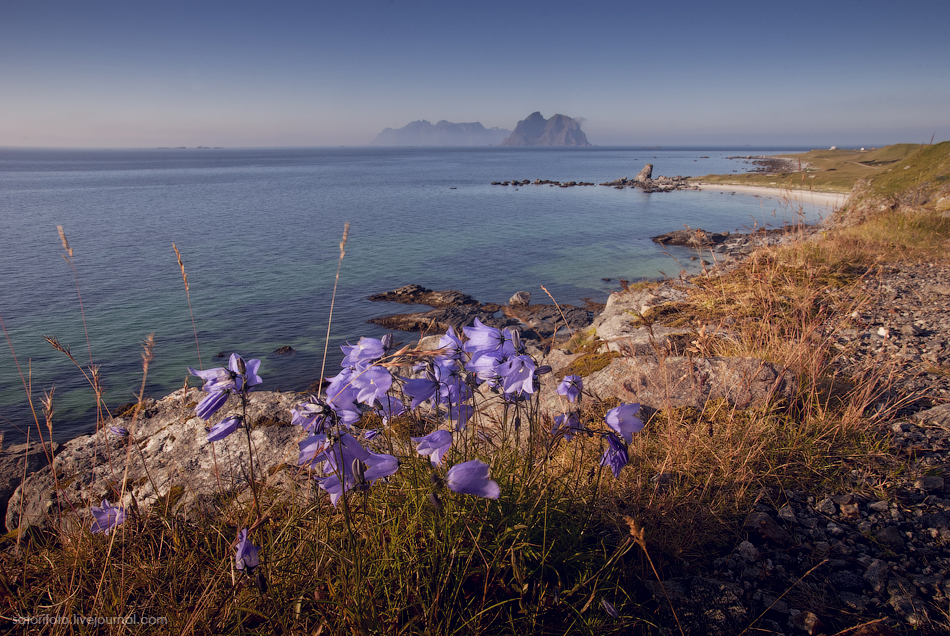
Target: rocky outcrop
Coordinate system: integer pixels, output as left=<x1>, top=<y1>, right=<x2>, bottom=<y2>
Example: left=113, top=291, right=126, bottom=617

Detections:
left=634, top=163, right=653, bottom=182
left=600, top=173, right=694, bottom=193
left=0, top=441, right=58, bottom=526
left=370, top=120, right=511, bottom=146
left=367, top=285, right=592, bottom=341
left=500, top=112, right=591, bottom=147
left=6, top=390, right=304, bottom=534
left=652, top=228, right=731, bottom=248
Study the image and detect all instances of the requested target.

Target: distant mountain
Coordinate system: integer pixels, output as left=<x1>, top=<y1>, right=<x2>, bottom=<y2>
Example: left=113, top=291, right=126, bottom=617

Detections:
left=370, top=120, right=511, bottom=146
left=500, top=112, right=591, bottom=147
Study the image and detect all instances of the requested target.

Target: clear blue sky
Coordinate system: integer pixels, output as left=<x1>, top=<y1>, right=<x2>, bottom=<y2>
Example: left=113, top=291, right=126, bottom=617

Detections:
left=2, top=0, right=948, bottom=147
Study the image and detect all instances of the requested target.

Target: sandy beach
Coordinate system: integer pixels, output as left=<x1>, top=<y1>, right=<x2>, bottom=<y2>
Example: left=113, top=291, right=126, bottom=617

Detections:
left=695, top=183, right=848, bottom=211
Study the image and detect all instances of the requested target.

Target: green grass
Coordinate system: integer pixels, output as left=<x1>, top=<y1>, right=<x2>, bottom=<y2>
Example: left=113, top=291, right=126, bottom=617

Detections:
left=690, top=140, right=949, bottom=195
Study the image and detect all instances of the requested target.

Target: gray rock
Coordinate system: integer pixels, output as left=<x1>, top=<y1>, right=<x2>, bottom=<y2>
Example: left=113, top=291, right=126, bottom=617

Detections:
left=913, top=475, right=945, bottom=492
left=7, top=389, right=305, bottom=534
left=0, top=441, right=59, bottom=525
left=509, top=291, right=531, bottom=307
left=580, top=356, right=794, bottom=411
left=634, top=163, right=653, bottom=182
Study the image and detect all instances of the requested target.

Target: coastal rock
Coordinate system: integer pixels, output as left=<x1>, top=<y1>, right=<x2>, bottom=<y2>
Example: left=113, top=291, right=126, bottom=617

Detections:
left=579, top=356, right=794, bottom=411
left=634, top=163, right=653, bottom=182
left=6, top=390, right=304, bottom=534
left=651, top=228, right=731, bottom=248
left=509, top=291, right=531, bottom=307
left=0, top=441, right=59, bottom=525
left=367, top=285, right=479, bottom=308
left=368, top=285, right=592, bottom=342
left=500, top=112, right=591, bottom=147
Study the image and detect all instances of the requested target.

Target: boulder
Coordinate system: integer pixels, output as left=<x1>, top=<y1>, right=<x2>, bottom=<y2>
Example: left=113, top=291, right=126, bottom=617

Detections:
left=634, top=163, right=653, bottom=182
left=580, top=355, right=794, bottom=411
left=6, top=389, right=305, bottom=534
left=509, top=291, right=531, bottom=307
left=0, top=441, right=59, bottom=526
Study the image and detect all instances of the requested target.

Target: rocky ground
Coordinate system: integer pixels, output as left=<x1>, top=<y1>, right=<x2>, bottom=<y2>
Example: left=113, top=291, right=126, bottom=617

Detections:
left=643, top=260, right=950, bottom=635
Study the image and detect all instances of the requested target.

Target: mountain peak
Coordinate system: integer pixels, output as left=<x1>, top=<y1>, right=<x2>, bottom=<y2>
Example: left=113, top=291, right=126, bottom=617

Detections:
left=500, top=113, right=591, bottom=147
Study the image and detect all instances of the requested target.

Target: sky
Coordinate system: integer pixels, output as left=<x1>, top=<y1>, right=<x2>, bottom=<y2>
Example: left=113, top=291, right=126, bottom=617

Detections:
left=1, top=0, right=948, bottom=148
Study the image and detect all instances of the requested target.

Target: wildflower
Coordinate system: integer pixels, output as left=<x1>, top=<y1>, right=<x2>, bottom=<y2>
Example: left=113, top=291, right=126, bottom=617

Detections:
left=462, top=318, right=506, bottom=355
left=556, top=375, right=583, bottom=403
left=401, top=374, right=440, bottom=409
left=411, top=429, right=453, bottom=466
left=235, top=528, right=261, bottom=572
left=374, top=395, right=405, bottom=424
left=604, top=403, right=644, bottom=444
left=206, top=415, right=241, bottom=442
left=448, top=403, right=474, bottom=431
left=601, top=598, right=619, bottom=618
left=229, top=353, right=262, bottom=392
left=195, top=389, right=229, bottom=420
left=465, top=350, right=503, bottom=383
left=446, top=459, right=500, bottom=499
left=314, top=434, right=398, bottom=505
left=110, top=426, right=129, bottom=438
left=552, top=411, right=582, bottom=441
left=437, top=327, right=466, bottom=361
left=498, top=354, right=536, bottom=395
left=600, top=434, right=629, bottom=478
left=297, top=434, right=330, bottom=469
left=188, top=353, right=261, bottom=420
left=341, top=336, right=388, bottom=367
left=91, top=499, right=126, bottom=534
left=350, top=364, right=393, bottom=405
left=291, top=396, right=332, bottom=433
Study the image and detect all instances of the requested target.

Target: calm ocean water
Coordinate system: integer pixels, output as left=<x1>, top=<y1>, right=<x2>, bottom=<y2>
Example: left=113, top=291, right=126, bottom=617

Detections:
left=0, top=146, right=829, bottom=444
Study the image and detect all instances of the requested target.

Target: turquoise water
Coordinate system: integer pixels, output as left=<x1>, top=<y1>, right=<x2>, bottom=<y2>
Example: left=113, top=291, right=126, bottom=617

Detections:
left=0, top=146, right=828, bottom=443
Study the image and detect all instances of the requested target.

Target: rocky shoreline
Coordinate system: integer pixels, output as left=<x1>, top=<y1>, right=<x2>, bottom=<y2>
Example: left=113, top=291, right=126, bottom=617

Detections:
left=491, top=163, right=698, bottom=193
left=3, top=210, right=949, bottom=633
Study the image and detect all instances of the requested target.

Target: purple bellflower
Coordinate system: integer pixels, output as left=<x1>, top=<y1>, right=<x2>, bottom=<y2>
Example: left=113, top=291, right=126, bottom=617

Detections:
left=350, top=364, right=393, bottom=405
left=446, top=459, right=500, bottom=499
left=235, top=528, right=261, bottom=572
left=291, top=396, right=332, bottom=434
left=437, top=327, right=466, bottom=361
left=374, top=395, right=405, bottom=424
left=188, top=353, right=261, bottom=420
left=314, top=434, right=398, bottom=505
left=401, top=374, right=440, bottom=409
left=297, top=434, right=330, bottom=470
left=110, top=426, right=129, bottom=438
left=91, top=499, right=126, bottom=534
left=341, top=336, right=388, bottom=367
left=600, top=434, right=629, bottom=478
left=557, top=375, right=583, bottom=403
left=206, top=415, right=241, bottom=442
left=498, top=354, right=536, bottom=395
left=411, top=429, right=453, bottom=466
left=552, top=411, right=582, bottom=442
left=604, top=403, right=644, bottom=444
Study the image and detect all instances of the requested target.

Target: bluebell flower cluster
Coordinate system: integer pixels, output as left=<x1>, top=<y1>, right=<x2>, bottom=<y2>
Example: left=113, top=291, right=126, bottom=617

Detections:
left=189, top=353, right=262, bottom=441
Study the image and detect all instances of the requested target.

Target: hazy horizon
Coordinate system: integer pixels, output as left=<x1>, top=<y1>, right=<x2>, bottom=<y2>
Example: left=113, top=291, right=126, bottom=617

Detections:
left=3, top=0, right=948, bottom=149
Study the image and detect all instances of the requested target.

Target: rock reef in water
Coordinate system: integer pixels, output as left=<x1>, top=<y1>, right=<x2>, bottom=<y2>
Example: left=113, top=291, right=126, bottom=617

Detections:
left=370, top=120, right=511, bottom=146
left=500, top=112, right=591, bottom=147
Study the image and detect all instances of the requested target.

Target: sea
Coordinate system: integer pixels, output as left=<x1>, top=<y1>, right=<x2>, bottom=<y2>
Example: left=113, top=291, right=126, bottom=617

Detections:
left=0, top=146, right=833, bottom=445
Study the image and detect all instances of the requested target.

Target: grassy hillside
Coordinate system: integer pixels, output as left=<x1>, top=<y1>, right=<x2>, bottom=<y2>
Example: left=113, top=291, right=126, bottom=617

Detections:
left=691, top=141, right=949, bottom=197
